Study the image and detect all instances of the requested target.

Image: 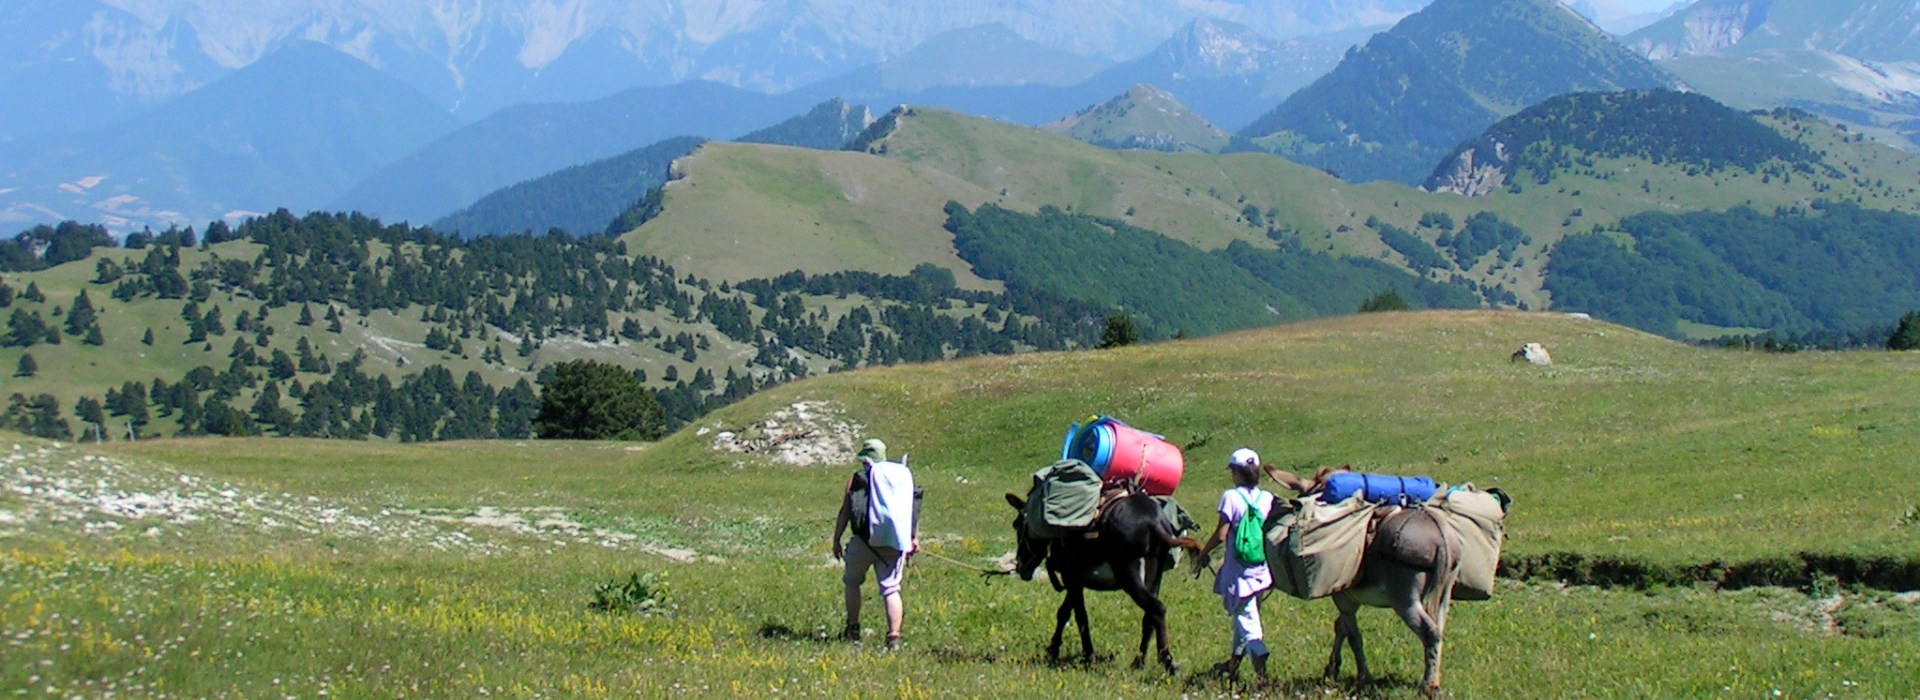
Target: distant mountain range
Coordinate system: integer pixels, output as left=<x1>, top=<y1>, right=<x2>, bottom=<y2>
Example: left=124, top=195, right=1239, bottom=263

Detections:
left=1240, top=0, right=1679, bottom=185
left=9, top=0, right=1920, bottom=238
left=0, top=42, right=456, bottom=233
left=0, top=0, right=1426, bottom=140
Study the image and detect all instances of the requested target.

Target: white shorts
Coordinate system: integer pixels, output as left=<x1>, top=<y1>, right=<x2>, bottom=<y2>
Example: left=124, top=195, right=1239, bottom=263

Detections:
left=843, top=536, right=907, bottom=596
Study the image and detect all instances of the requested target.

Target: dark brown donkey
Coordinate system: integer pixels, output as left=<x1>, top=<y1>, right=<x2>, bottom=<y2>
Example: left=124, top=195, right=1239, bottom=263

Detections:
left=1003, top=491, right=1201, bottom=673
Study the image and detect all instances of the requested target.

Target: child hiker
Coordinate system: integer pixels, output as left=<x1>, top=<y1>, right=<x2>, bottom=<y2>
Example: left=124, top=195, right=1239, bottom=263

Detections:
left=1194, top=447, right=1275, bottom=681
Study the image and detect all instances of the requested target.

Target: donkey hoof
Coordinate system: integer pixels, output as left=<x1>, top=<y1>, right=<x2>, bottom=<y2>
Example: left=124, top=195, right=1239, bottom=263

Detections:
left=1129, top=655, right=1146, bottom=670
left=1161, top=658, right=1180, bottom=675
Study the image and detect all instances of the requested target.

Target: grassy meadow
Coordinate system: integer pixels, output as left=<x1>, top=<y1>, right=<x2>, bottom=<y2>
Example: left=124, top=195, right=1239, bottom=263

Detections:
left=5, top=310, right=1919, bottom=698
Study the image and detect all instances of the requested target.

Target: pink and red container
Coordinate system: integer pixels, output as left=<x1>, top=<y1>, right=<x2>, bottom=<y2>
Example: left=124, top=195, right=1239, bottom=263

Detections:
left=1062, top=416, right=1185, bottom=496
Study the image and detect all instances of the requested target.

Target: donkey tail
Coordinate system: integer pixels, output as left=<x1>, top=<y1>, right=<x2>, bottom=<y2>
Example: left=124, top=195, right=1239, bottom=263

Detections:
left=1421, top=509, right=1460, bottom=622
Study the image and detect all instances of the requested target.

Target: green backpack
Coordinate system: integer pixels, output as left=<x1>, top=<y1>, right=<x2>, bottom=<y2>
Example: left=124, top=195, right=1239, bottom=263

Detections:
left=1233, top=489, right=1268, bottom=565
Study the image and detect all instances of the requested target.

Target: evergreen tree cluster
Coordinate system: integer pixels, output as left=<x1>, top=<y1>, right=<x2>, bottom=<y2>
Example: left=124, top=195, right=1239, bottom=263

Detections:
left=942, top=202, right=1480, bottom=339
left=1432, top=90, right=1819, bottom=188
left=0, top=222, right=115, bottom=272
left=1545, top=202, right=1920, bottom=337
left=0, top=208, right=1140, bottom=442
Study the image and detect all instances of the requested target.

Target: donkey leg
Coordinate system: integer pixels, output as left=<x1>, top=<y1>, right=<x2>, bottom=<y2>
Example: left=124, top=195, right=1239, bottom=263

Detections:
left=1047, top=589, right=1076, bottom=662
left=1336, top=595, right=1372, bottom=685
left=1132, top=611, right=1151, bottom=670
left=1072, top=589, right=1095, bottom=664
left=1117, top=559, right=1178, bottom=674
left=1133, top=560, right=1159, bottom=669
left=1388, top=573, right=1444, bottom=693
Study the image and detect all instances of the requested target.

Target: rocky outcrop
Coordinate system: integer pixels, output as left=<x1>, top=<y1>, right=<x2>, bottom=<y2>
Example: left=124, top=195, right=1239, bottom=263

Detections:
left=1425, top=141, right=1510, bottom=197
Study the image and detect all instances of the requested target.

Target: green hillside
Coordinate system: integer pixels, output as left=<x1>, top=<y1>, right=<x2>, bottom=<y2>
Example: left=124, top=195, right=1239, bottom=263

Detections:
left=432, top=136, right=705, bottom=238
left=619, top=103, right=1920, bottom=318
left=0, top=211, right=1130, bottom=444
left=6, top=311, right=1918, bottom=697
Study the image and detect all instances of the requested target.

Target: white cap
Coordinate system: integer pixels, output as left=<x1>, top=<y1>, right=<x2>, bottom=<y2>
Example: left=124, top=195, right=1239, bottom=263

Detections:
left=1228, top=448, right=1260, bottom=470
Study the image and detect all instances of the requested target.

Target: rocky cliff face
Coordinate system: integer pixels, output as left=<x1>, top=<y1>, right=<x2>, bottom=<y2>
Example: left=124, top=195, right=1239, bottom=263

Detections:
left=1425, top=141, right=1511, bottom=196
left=1627, top=0, right=1769, bottom=60
left=1626, top=0, right=1920, bottom=63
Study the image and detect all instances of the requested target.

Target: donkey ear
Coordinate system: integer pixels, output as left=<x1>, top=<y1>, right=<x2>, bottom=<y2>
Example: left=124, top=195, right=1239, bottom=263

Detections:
left=1004, top=493, right=1026, bottom=510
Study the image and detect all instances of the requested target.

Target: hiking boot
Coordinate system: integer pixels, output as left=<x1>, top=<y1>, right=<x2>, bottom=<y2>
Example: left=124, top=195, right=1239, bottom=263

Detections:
left=883, top=634, right=902, bottom=652
left=840, top=625, right=861, bottom=643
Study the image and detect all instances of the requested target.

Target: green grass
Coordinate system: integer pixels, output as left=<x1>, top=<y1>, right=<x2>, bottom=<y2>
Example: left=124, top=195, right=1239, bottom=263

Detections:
left=5, top=311, right=1920, bottom=697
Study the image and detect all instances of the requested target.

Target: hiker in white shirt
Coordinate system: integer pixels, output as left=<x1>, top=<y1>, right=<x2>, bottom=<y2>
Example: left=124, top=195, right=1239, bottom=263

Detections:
left=1193, top=447, right=1275, bottom=682
left=832, top=438, right=920, bottom=650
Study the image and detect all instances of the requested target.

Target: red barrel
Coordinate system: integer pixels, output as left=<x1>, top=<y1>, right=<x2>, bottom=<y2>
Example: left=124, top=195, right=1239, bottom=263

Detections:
left=1070, top=417, right=1185, bottom=496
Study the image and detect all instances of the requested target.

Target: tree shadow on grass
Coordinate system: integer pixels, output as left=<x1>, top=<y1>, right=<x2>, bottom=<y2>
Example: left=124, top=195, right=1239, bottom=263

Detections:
left=755, top=622, right=838, bottom=645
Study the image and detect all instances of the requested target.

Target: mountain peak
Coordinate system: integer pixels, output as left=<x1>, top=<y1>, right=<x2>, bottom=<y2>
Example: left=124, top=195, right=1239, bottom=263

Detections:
left=1240, top=0, right=1679, bottom=184
left=1042, top=83, right=1231, bottom=153
left=1157, top=17, right=1286, bottom=79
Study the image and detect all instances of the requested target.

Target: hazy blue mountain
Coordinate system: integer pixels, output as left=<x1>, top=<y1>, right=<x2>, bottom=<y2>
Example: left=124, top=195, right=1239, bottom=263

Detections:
left=1241, top=0, right=1678, bottom=184
left=1623, top=0, right=1920, bottom=149
left=332, top=82, right=816, bottom=225
left=0, top=41, right=456, bottom=233
left=0, top=0, right=1429, bottom=126
left=805, top=23, right=1107, bottom=96
left=1626, top=0, right=1920, bottom=62
left=797, top=18, right=1359, bottom=132
left=1070, top=18, right=1359, bottom=131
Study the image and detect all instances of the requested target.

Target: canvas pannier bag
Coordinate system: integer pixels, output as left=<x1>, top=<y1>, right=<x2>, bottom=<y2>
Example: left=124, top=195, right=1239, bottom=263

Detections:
left=1268, top=493, right=1376, bottom=600
left=1024, top=459, right=1104, bottom=540
left=1431, top=484, right=1507, bottom=601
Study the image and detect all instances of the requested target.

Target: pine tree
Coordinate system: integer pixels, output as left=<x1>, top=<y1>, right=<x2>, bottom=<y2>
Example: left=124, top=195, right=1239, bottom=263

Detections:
left=142, top=328, right=154, bottom=345
left=533, top=360, right=665, bottom=440
left=1097, top=314, right=1138, bottom=349
left=16, top=353, right=36, bottom=377
left=1889, top=310, right=1920, bottom=351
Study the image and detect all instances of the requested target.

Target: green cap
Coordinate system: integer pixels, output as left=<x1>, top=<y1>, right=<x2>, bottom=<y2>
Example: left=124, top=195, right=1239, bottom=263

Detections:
left=858, top=438, right=887, bottom=463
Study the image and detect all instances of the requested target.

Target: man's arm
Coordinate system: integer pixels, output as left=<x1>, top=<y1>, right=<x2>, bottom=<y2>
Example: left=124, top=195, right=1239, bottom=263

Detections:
left=832, top=486, right=852, bottom=560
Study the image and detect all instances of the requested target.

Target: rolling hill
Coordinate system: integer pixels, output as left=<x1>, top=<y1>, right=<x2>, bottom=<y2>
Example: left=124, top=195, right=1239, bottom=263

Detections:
left=1239, top=0, right=1679, bottom=185
left=616, top=101, right=1920, bottom=319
